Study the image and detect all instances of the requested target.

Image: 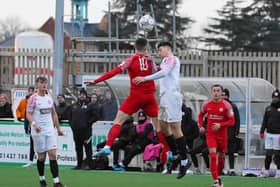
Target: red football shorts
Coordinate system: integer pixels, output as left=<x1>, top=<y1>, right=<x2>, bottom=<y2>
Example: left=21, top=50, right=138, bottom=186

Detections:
left=120, top=92, right=158, bottom=117
left=206, top=134, right=228, bottom=153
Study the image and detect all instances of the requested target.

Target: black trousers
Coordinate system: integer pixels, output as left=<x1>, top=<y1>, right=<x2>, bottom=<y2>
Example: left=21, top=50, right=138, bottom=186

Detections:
left=122, top=139, right=151, bottom=166
left=111, top=139, right=130, bottom=165
left=29, top=136, right=35, bottom=161
left=72, top=128, right=93, bottom=168
left=227, top=139, right=237, bottom=169
left=188, top=139, right=209, bottom=168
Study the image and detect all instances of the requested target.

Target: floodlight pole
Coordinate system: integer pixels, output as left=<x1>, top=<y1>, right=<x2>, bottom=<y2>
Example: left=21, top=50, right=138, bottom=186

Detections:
left=108, top=1, right=112, bottom=53
left=136, top=0, right=140, bottom=38
left=150, top=4, right=159, bottom=39
left=172, top=0, right=176, bottom=52
left=53, top=0, right=64, bottom=97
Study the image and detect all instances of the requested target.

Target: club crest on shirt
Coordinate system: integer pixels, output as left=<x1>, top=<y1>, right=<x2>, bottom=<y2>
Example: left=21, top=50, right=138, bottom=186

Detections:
left=219, top=108, right=224, bottom=112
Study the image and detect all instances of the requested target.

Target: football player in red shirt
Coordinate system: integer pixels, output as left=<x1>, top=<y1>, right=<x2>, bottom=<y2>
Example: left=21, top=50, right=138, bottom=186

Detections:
left=86, top=38, right=170, bottom=161
left=198, top=84, right=235, bottom=187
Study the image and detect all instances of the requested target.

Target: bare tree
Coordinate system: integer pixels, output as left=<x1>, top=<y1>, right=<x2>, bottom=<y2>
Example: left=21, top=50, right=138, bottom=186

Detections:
left=0, top=16, right=31, bottom=43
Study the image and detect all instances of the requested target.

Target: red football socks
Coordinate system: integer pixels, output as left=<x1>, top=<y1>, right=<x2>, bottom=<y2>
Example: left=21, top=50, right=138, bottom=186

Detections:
left=106, top=124, right=121, bottom=146
left=210, top=152, right=218, bottom=180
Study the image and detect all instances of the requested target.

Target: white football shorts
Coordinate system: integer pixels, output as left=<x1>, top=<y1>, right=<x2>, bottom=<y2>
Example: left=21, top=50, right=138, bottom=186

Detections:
left=265, top=132, right=280, bottom=150
left=158, top=91, right=182, bottom=123
left=32, top=134, right=57, bottom=153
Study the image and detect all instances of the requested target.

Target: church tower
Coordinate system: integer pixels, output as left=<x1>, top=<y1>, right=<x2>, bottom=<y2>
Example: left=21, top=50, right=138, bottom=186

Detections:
left=70, top=0, right=89, bottom=26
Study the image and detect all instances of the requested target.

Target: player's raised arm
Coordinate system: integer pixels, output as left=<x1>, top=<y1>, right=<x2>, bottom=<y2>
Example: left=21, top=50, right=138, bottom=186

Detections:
left=133, top=56, right=175, bottom=85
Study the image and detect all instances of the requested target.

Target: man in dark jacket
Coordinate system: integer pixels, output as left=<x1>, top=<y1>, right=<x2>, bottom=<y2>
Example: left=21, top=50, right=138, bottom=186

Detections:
left=55, top=94, right=69, bottom=122
left=222, top=88, right=240, bottom=176
left=68, top=88, right=101, bottom=169
left=101, top=90, right=118, bottom=121
left=0, top=93, right=14, bottom=119
left=259, top=89, right=280, bottom=178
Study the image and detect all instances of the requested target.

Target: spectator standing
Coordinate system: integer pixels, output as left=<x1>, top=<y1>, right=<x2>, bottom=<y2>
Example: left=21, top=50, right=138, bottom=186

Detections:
left=16, top=86, right=35, bottom=121
left=68, top=88, right=101, bottom=170
left=259, top=89, right=280, bottom=178
left=16, top=86, right=36, bottom=167
left=222, top=88, right=240, bottom=176
left=101, top=90, right=118, bottom=121
left=55, top=94, right=69, bottom=122
left=0, top=93, right=14, bottom=118
left=92, top=87, right=105, bottom=105
left=91, top=93, right=99, bottom=105
left=26, top=76, right=65, bottom=187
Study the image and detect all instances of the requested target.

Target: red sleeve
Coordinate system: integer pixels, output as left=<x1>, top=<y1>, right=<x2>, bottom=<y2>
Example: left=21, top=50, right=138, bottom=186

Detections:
left=92, top=56, right=133, bottom=84
left=198, top=102, right=207, bottom=128
left=93, top=66, right=122, bottom=84
left=220, top=101, right=235, bottom=127
left=220, top=114, right=235, bottom=127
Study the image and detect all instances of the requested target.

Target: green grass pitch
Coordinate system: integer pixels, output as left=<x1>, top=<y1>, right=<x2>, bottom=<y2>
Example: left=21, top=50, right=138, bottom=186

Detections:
left=0, top=164, right=279, bottom=187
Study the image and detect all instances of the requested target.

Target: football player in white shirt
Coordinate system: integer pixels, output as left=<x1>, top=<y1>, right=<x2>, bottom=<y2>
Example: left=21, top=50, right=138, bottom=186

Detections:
left=26, top=76, right=65, bottom=187
left=133, top=41, right=191, bottom=179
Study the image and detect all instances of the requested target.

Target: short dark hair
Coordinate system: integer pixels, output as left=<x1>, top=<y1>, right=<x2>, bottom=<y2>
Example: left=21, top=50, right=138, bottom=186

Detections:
left=135, top=38, right=148, bottom=51
left=57, top=94, right=65, bottom=99
left=211, top=84, right=223, bottom=90
left=28, top=86, right=35, bottom=91
left=157, top=41, right=172, bottom=49
left=36, top=76, right=48, bottom=83
left=79, top=88, right=88, bottom=96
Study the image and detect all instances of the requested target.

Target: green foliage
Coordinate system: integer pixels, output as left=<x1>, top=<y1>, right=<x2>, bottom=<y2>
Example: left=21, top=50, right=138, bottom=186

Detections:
left=241, top=0, right=280, bottom=51
left=203, top=0, right=247, bottom=50
left=203, top=0, right=280, bottom=51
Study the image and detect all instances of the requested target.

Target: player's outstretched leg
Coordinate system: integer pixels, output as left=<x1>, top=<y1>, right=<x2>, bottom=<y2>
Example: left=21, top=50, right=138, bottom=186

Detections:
left=94, top=124, right=121, bottom=156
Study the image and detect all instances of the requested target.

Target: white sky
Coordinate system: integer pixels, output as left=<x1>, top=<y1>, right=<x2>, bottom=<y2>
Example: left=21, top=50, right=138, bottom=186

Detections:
left=0, top=0, right=249, bottom=36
